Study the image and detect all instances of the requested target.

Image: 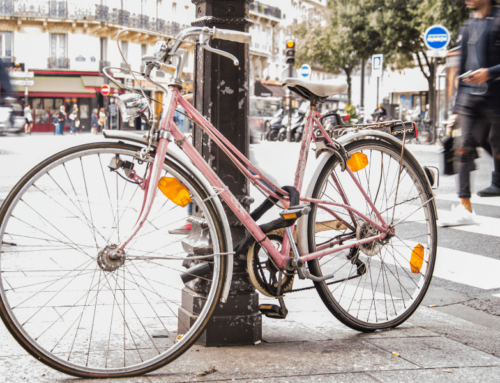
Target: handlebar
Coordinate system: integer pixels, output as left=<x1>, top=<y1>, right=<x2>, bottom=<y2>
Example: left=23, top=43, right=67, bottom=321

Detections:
left=212, top=27, right=252, bottom=44
left=141, top=26, right=252, bottom=84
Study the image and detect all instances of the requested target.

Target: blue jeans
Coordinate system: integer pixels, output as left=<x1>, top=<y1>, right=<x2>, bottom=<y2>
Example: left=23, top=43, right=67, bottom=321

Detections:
left=56, top=122, right=64, bottom=135
left=70, top=121, right=77, bottom=133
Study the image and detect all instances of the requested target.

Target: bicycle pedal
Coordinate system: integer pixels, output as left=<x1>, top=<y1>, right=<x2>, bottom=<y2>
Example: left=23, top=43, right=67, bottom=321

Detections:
left=259, top=304, right=287, bottom=319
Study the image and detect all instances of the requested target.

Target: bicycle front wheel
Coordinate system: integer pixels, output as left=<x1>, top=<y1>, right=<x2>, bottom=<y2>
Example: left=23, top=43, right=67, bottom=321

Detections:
left=307, top=139, right=437, bottom=332
left=0, top=142, right=227, bottom=378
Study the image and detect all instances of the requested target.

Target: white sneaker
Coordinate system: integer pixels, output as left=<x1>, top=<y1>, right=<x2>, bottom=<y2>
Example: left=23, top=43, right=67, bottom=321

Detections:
left=439, top=204, right=477, bottom=227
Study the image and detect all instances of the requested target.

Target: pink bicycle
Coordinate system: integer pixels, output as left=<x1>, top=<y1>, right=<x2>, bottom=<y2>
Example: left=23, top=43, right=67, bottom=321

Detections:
left=0, top=27, right=437, bottom=378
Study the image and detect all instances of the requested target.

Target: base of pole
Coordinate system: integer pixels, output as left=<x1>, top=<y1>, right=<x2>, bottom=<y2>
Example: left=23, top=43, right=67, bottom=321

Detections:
left=179, top=287, right=262, bottom=346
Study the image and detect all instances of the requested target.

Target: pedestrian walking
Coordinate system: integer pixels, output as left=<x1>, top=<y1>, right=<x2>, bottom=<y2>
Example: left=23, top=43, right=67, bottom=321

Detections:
left=23, top=104, right=33, bottom=135
left=440, top=0, right=500, bottom=227
left=69, top=105, right=80, bottom=134
left=56, top=105, right=66, bottom=135
left=91, top=108, right=99, bottom=134
left=98, top=107, right=106, bottom=132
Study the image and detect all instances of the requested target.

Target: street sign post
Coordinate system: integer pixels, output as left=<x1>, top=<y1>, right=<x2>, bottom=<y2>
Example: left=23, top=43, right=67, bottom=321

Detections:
left=9, top=70, right=34, bottom=103
left=101, top=84, right=111, bottom=96
left=299, top=64, right=311, bottom=80
left=280, top=67, right=297, bottom=80
left=424, top=24, right=450, bottom=130
left=8, top=72, right=34, bottom=78
left=10, top=80, right=34, bottom=86
left=372, top=54, right=384, bottom=105
left=372, top=54, right=383, bottom=78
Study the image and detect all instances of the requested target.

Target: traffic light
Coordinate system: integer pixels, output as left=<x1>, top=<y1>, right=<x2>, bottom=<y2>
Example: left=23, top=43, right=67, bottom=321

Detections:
left=285, top=40, right=295, bottom=65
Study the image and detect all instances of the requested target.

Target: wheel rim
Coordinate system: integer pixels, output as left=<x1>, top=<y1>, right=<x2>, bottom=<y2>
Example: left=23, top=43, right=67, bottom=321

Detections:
left=0, top=145, right=223, bottom=375
left=309, top=141, right=436, bottom=327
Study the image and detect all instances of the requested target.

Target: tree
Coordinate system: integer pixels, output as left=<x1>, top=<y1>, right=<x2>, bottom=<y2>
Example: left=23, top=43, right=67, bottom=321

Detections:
left=369, top=0, right=469, bottom=122
left=293, top=0, right=381, bottom=104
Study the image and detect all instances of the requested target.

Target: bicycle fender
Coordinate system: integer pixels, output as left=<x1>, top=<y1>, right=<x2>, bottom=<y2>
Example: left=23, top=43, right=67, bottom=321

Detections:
left=103, top=129, right=234, bottom=303
left=296, top=130, right=438, bottom=257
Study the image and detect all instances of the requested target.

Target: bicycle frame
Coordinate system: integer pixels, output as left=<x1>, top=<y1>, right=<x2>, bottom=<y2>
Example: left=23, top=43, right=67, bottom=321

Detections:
left=114, top=85, right=392, bottom=271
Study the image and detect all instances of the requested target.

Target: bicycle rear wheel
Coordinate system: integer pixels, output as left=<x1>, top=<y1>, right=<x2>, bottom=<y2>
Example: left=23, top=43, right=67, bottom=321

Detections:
left=307, top=139, right=437, bottom=332
left=0, top=142, right=227, bottom=378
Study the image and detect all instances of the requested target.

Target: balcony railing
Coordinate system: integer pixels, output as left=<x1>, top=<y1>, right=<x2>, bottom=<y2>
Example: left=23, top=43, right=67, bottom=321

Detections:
left=48, top=57, right=69, bottom=69
left=0, top=0, right=14, bottom=16
left=249, top=1, right=281, bottom=19
left=0, top=1, right=190, bottom=37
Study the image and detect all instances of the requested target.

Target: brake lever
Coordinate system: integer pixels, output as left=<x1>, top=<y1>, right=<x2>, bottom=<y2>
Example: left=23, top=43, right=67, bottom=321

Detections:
left=202, top=41, right=239, bottom=66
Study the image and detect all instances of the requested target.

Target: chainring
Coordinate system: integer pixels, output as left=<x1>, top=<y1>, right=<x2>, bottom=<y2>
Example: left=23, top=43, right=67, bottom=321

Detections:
left=247, top=234, right=294, bottom=297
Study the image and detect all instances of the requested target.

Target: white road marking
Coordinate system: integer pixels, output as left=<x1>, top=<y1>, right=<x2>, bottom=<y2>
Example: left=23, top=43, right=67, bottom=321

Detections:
left=436, top=193, right=500, bottom=207
left=393, top=240, right=500, bottom=290
left=436, top=209, right=500, bottom=237
left=493, top=294, right=500, bottom=298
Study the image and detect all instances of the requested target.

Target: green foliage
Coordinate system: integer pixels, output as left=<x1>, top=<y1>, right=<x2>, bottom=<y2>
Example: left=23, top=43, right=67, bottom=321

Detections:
left=344, top=104, right=358, bottom=122
left=293, top=0, right=470, bottom=115
left=294, top=0, right=382, bottom=104
left=370, top=0, right=469, bottom=73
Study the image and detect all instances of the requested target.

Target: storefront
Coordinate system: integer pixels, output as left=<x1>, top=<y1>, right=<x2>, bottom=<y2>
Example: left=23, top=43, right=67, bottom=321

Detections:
left=15, top=74, right=122, bottom=133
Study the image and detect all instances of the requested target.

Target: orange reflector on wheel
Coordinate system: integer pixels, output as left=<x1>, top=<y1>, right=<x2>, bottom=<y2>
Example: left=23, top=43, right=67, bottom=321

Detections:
left=158, top=177, right=191, bottom=207
left=346, top=152, right=368, bottom=172
left=410, top=244, right=424, bottom=274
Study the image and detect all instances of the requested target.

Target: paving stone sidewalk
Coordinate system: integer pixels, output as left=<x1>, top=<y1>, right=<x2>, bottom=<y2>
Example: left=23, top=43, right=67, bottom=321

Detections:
left=1, top=289, right=499, bottom=383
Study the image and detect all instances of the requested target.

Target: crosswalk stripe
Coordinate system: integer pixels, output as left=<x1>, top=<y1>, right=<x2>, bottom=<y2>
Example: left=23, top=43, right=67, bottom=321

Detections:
left=389, top=240, right=500, bottom=290
left=436, top=209, right=500, bottom=237
left=436, top=193, right=500, bottom=207
left=433, top=246, right=500, bottom=290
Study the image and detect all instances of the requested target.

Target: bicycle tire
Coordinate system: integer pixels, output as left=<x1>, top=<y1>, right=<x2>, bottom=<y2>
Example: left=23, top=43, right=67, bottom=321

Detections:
left=307, top=139, right=437, bottom=332
left=0, top=141, right=228, bottom=378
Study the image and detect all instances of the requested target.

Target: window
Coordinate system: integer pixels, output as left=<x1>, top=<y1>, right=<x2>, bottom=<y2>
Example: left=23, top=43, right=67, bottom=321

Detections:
left=141, top=43, right=147, bottom=57
left=50, top=33, right=67, bottom=68
left=172, top=2, right=177, bottom=14
left=100, top=37, right=108, bottom=62
left=0, top=32, right=12, bottom=61
left=121, top=40, right=128, bottom=61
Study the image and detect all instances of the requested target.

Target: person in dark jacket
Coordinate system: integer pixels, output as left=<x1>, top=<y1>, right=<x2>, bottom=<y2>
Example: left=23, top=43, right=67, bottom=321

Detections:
left=91, top=108, right=98, bottom=134
left=441, top=0, right=500, bottom=226
left=56, top=105, right=66, bottom=135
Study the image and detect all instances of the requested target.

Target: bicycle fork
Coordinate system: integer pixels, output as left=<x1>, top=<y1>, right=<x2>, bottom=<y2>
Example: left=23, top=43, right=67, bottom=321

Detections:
left=109, top=137, right=170, bottom=259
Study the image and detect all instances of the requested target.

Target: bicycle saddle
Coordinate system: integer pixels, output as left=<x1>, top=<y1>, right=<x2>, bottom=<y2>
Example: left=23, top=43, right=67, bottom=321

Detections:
left=282, top=77, right=348, bottom=100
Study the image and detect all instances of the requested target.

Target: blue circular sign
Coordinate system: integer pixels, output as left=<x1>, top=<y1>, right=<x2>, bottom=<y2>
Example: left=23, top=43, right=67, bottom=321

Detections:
left=300, top=64, right=311, bottom=77
left=424, top=25, right=450, bottom=50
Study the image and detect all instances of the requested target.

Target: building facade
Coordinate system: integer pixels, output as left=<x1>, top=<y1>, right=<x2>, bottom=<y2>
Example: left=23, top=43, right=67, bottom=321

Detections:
left=0, top=0, right=194, bottom=132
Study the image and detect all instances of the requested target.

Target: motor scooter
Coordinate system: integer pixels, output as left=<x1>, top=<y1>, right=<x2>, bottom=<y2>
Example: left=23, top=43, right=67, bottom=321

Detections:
left=0, top=98, right=24, bottom=135
left=266, top=109, right=284, bottom=141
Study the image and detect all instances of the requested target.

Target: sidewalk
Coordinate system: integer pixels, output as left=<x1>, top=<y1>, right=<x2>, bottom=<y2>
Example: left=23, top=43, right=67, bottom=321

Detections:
left=1, top=288, right=500, bottom=382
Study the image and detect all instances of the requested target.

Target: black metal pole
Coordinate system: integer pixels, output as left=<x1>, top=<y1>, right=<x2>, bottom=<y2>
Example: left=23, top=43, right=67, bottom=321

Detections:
left=286, top=63, right=293, bottom=141
left=179, top=0, right=261, bottom=347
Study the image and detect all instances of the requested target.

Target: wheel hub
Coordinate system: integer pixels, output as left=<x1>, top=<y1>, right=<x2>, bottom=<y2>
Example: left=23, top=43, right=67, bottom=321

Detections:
left=356, top=216, right=386, bottom=257
left=97, top=245, right=125, bottom=272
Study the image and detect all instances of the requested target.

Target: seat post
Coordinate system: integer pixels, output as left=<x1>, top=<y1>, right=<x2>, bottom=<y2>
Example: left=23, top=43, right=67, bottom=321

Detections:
left=310, top=95, right=318, bottom=111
